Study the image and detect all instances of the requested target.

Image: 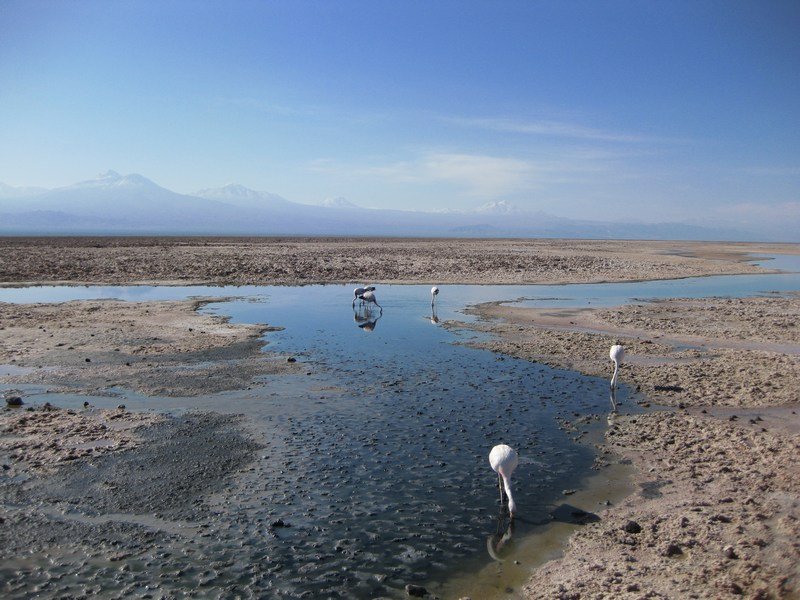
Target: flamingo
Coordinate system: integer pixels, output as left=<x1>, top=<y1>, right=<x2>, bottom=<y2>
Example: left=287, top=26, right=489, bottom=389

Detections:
left=609, top=342, right=625, bottom=390
left=358, top=290, right=382, bottom=311
left=352, top=285, right=376, bottom=307
left=431, top=286, right=439, bottom=305
left=489, top=444, right=518, bottom=517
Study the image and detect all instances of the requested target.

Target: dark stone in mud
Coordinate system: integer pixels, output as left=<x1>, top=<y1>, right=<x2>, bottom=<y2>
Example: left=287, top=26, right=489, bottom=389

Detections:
left=654, top=384, right=683, bottom=392
left=5, top=396, right=23, bottom=406
left=623, top=520, right=642, bottom=534
left=723, top=545, right=739, bottom=559
left=287, top=357, right=297, bottom=363
left=271, top=518, right=290, bottom=528
left=663, top=543, right=683, bottom=557
left=405, top=583, right=427, bottom=597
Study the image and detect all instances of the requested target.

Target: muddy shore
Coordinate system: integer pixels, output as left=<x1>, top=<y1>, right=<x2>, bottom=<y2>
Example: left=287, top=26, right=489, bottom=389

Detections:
left=459, top=294, right=800, bottom=598
left=1, top=238, right=799, bottom=598
left=0, top=298, right=300, bottom=397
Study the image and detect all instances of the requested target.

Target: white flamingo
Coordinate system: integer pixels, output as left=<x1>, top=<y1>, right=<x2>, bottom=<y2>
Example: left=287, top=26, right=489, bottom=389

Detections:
left=610, top=342, right=625, bottom=390
left=431, top=286, right=439, bottom=305
left=358, top=290, right=382, bottom=311
left=352, top=285, right=376, bottom=307
left=489, top=444, right=518, bottom=518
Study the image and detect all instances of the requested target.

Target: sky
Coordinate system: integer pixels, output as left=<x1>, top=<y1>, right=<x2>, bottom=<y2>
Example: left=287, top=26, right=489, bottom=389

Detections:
left=1, top=0, right=798, bottom=229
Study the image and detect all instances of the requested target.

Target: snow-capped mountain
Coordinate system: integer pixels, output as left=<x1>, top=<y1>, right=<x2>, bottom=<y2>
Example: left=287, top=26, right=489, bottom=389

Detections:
left=475, top=200, right=520, bottom=214
left=0, top=171, right=759, bottom=240
left=319, top=196, right=360, bottom=209
left=194, top=184, right=293, bottom=210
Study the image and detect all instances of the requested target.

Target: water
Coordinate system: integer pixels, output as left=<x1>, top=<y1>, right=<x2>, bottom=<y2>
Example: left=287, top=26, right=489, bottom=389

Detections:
left=2, top=256, right=799, bottom=598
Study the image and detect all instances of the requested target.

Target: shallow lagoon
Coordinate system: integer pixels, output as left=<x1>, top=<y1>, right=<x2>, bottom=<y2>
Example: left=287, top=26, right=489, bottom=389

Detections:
left=1, top=260, right=799, bottom=598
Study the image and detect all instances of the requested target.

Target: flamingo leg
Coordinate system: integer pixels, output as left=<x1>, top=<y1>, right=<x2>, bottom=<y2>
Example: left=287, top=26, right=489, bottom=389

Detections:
left=498, top=473, right=504, bottom=507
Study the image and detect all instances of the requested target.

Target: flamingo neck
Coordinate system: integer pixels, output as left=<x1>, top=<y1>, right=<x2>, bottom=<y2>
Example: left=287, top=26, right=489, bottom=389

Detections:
left=502, top=473, right=516, bottom=516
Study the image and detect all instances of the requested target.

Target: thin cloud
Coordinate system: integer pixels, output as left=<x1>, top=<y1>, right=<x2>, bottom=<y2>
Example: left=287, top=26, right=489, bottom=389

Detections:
left=442, top=115, right=685, bottom=144
left=742, top=166, right=800, bottom=177
left=309, top=151, right=619, bottom=198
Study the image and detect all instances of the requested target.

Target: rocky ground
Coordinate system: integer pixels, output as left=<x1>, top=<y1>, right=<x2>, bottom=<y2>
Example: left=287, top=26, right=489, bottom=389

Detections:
left=458, top=295, right=800, bottom=599
left=0, top=237, right=791, bottom=286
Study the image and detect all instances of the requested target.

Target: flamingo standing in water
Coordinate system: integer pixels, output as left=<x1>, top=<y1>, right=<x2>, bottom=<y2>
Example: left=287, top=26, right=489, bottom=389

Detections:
left=352, top=285, right=375, bottom=307
left=489, top=444, right=518, bottom=518
left=358, top=290, right=382, bottom=311
left=609, top=342, right=625, bottom=390
left=431, top=286, right=439, bottom=306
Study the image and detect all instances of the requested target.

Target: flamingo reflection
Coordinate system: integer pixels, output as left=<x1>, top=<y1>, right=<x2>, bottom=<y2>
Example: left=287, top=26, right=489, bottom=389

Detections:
left=430, top=303, right=439, bottom=324
left=487, top=507, right=515, bottom=562
left=353, top=304, right=382, bottom=332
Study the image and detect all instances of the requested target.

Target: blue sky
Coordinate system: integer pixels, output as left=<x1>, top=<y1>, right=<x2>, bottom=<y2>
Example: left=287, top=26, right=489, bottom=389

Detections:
left=1, top=0, right=798, bottom=227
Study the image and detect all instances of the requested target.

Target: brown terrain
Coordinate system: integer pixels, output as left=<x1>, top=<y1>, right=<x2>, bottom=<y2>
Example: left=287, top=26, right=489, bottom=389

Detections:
left=1, top=237, right=799, bottom=599
left=0, top=236, right=794, bottom=286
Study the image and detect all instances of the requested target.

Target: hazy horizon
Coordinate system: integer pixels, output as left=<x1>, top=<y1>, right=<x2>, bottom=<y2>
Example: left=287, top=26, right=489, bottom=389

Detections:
left=1, top=1, right=798, bottom=236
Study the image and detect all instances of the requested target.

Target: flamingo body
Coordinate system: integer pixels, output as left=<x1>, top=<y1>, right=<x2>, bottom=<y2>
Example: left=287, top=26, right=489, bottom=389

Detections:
left=609, top=343, right=625, bottom=390
left=359, top=290, right=382, bottom=310
left=353, top=285, right=376, bottom=306
left=489, top=444, right=518, bottom=516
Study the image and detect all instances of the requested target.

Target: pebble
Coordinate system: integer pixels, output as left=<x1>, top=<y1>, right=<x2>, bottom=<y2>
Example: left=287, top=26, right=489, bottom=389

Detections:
left=723, top=545, right=738, bottom=559
left=622, top=520, right=642, bottom=534
left=405, top=583, right=427, bottom=597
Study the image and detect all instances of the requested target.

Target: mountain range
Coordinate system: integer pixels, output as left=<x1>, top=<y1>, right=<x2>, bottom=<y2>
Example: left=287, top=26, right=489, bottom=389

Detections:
left=0, top=170, right=777, bottom=241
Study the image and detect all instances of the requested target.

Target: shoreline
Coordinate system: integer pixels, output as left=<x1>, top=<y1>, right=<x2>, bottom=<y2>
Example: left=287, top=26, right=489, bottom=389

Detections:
left=455, top=294, right=799, bottom=598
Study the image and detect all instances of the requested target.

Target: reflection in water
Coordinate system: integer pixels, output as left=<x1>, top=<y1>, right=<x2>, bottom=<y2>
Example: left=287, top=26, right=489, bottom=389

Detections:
left=353, top=304, right=382, bottom=332
left=486, top=509, right=515, bottom=562
left=430, top=304, right=439, bottom=324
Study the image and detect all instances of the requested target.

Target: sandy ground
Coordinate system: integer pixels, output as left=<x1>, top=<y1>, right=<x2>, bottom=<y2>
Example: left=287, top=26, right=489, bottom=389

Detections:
left=457, top=294, right=800, bottom=599
left=0, top=298, right=300, bottom=397
left=1, top=238, right=800, bottom=598
left=1, top=237, right=796, bottom=286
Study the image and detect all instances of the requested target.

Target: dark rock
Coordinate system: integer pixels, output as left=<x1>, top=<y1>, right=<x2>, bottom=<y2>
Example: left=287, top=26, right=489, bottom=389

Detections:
left=654, top=384, right=683, bottom=392
left=405, top=584, right=427, bottom=597
left=622, top=520, right=642, bottom=534
left=5, top=396, right=23, bottom=406
left=271, top=518, right=289, bottom=528
left=723, top=545, right=738, bottom=559
left=663, top=543, right=682, bottom=557
left=287, top=357, right=297, bottom=363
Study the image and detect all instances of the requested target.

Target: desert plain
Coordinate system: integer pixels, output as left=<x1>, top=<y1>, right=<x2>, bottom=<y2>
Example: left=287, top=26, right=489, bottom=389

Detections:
left=1, top=236, right=799, bottom=599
